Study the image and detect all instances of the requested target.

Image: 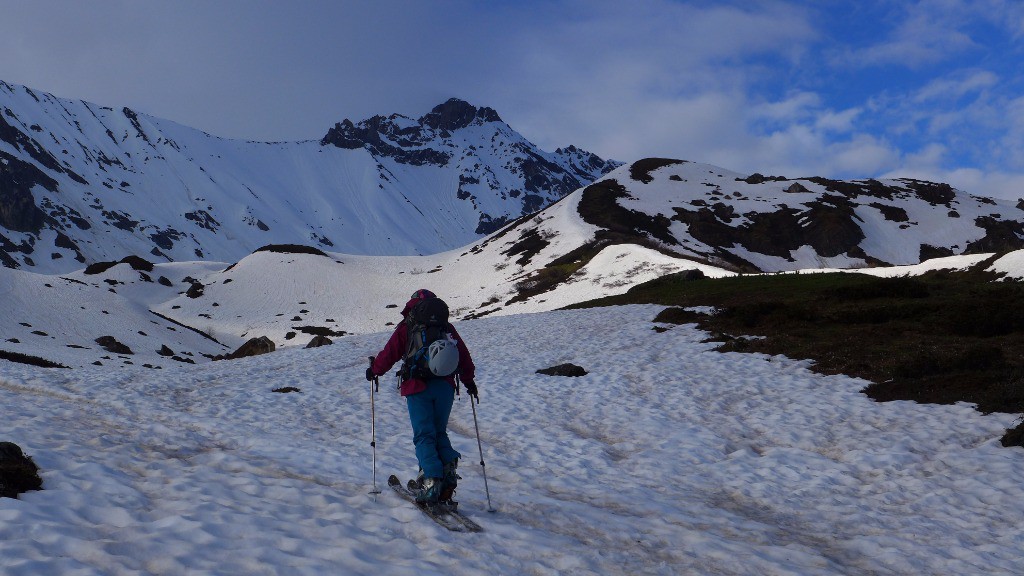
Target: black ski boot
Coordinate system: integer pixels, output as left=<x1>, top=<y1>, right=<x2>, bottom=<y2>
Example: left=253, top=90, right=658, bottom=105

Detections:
left=440, top=459, right=460, bottom=502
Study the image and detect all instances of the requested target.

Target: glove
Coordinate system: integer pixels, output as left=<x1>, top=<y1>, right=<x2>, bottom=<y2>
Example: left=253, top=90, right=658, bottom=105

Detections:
left=365, top=367, right=376, bottom=382
left=463, top=379, right=478, bottom=400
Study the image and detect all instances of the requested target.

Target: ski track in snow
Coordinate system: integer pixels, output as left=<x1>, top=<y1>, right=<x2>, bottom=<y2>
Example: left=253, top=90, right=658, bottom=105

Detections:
left=2, top=305, right=1023, bottom=575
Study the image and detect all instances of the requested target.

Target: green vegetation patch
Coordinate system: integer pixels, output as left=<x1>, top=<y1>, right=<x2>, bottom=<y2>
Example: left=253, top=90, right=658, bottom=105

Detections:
left=571, top=267, right=1024, bottom=447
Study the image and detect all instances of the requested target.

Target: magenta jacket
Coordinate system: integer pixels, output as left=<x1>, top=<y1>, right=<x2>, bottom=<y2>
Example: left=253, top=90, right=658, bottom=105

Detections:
left=369, top=295, right=476, bottom=397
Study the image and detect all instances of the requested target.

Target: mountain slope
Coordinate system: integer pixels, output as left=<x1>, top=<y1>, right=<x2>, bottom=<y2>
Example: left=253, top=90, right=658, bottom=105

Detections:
left=0, top=80, right=618, bottom=273
left=0, top=223, right=733, bottom=369
left=546, top=158, right=1024, bottom=273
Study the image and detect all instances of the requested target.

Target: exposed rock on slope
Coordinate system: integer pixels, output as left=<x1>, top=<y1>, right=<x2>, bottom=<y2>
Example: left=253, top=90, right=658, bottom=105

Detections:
left=0, top=442, right=42, bottom=499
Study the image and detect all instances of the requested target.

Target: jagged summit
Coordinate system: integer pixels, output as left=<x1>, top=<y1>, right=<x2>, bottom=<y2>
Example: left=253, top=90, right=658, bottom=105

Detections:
left=321, top=98, right=503, bottom=147
left=420, top=98, right=502, bottom=131
left=319, top=97, right=505, bottom=161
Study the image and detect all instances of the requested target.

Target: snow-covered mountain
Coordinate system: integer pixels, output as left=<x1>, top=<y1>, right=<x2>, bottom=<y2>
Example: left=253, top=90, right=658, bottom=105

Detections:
left=4, top=77, right=1022, bottom=281
left=0, top=212, right=734, bottom=369
left=545, top=158, right=1024, bottom=274
left=0, top=80, right=619, bottom=273
left=2, top=228, right=1021, bottom=372
left=5, top=155, right=1024, bottom=369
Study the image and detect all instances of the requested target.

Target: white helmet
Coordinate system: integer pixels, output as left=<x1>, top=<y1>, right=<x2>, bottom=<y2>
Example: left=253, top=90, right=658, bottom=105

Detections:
left=427, top=336, right=460, bottom=377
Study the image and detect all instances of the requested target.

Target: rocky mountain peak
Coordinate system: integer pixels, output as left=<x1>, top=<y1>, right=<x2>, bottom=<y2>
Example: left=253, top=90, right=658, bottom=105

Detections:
left=321, top=98, right=504, bottom=151
left=420, top=98, right=502, bottom=132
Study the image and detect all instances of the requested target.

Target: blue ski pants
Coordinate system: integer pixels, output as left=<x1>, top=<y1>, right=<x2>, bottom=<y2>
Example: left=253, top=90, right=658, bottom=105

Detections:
left=406, top=378, right=461, bottom=479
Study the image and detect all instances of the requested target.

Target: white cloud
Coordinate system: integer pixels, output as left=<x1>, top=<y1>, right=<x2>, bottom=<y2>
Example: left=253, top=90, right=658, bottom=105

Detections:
left=836, top=0, right=1024, bottom=69
left=902, top=143, right=949, bottom=169
left=750, top=92, right=822, bottom=123
left=885, top=166, right=1024, bottom=201
left=912, top=70, right=999, bottom=102
left=487, top=0, right=821, bottom=161
left=998, top=96, right=1024, bottom=169
left=841, top=2, right=975, bottom=68
left=814, top=107, right=862, bottom=133
left=0, top=0, right=1023, bottom=202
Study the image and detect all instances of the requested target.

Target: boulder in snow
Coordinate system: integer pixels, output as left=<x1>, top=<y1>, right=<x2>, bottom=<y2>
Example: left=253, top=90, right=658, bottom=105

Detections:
left=536, top=363, right=588, bottom=377
left=0, top=442, right=42, bottom=499
left=221, top=336, right=275, bottom=360
left=95, top=336, right=133, bottom=355
left=305, top=335, right=333, bottom=349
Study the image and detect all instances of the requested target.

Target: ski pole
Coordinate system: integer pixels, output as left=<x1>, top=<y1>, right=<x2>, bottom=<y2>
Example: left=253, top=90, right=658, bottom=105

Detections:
left=469, top=393, right=497, bottom=513
left=368, top=356, right=382, bottom=497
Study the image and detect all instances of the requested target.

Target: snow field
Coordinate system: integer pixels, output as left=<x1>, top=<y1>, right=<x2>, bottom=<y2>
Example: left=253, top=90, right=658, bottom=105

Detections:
left=989, top=250, right=1024, bottom=280
left=1, top=305, right=1022, bottom=575
left=801, top=253, right=994, bottom=278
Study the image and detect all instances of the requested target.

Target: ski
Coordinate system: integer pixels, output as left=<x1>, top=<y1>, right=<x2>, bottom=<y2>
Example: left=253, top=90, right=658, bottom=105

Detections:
left=387, top=475, right=483, bottom=533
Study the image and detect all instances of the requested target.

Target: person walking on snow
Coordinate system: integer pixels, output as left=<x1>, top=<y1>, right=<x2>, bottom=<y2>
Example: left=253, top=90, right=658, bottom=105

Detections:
left=366, top=289, right=478, bottom=504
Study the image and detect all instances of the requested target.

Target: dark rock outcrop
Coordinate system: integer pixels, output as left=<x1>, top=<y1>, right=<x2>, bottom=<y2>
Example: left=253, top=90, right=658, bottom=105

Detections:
left=95, top=336, right=133, bottom=355
left=1002, top=420, right=1024, bottom=448
left=920, top=244, right=955, bottom=261
left=320, top=116, right=451, bottom=166
left=0, top=442, right=42, bottom=498
left=84, top=255, right=155, bottom=275
left=671, top=194, right=865, bottom=263
left=870, top=202, right=909, bottom=223
left=184, top=210, right=220, bottom=232
left=293, top=326, right=346, bottom=337
left=536, top=363, right=588, bottom=377
left=305, top=335, right=333, bottom=348
left=630, top=158, right=684, bottom=184
left=965, top=217, right=1024, bottom=254
left=579, top=178, right=678, bottom=246
left=0, top=109, right=67, bottom=174
left=904, top=179, right=956, bottom=207
left=254, top=244, right=328, bottom=257
left=420, top=98, right=501, bottom=132
left=0, top=150, right=54, bottom=233
left=219, top=336, right=275, bottom=360
left=502, top=227, right=550, bottom=266
left=185, top=281, right=204, bottom=299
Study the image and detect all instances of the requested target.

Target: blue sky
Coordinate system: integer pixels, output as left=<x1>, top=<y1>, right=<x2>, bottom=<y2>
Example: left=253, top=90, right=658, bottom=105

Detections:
left=1, top=0, right=1023, bottom=199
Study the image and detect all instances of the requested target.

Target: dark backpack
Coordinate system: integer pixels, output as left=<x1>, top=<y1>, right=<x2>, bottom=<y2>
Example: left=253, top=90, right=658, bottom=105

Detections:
left=402, top=297, right=459, bottom=379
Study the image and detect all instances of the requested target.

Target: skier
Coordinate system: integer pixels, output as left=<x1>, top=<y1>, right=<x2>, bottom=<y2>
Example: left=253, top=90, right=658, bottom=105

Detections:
left=366, top=289, right=478, bottom=503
